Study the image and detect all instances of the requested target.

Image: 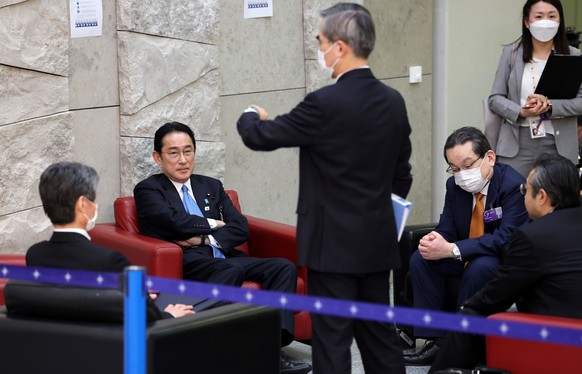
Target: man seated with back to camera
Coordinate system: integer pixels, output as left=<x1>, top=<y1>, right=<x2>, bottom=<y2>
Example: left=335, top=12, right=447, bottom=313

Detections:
left=429, top=153, right=582, bottom=372
left=26, top=161, right=194, bottom=319
left=133, top=122, right=311, bottom=374
left=405, top=127, right=529, bottom=366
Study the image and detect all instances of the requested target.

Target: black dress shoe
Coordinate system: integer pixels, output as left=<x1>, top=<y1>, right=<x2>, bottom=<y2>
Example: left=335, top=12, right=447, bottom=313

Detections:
left=280, top=351, right=312, bottom=374
left=404, top=340, right=440, bottom=366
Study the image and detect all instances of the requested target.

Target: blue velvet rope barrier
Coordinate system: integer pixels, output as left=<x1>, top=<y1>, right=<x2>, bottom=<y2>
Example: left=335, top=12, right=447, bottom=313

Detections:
left=2, top=264, right=582, bottom=348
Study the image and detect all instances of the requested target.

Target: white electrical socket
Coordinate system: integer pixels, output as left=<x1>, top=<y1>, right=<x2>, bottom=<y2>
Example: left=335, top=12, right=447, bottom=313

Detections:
left=409, top=66, right=422, bottom=83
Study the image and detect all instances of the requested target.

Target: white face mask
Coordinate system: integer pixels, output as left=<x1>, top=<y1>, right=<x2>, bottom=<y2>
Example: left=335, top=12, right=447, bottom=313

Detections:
left=317, top=42, right=339, bottom=79
left=453, top=158, right=492, bottom=194
left=529, top=19, right=560, bottom=43
left=83, top=199, right=98, bottom=232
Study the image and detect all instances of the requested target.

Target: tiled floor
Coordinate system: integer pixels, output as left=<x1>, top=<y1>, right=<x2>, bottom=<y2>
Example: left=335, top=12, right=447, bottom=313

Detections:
left=284, top=340, right=430, bottom=374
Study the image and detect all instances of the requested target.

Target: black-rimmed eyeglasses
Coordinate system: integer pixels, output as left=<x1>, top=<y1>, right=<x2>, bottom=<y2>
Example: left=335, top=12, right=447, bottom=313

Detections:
left=446, top=158, right=482, bottom=174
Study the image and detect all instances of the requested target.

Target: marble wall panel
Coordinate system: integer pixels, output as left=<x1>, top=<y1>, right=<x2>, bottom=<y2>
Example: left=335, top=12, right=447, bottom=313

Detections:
left=366, top=0, right=433, bottom=79
left=118, top=31, right=219, bottom=116
left=0, top=0, right=27, bottom=8
left=120, top=70, right=220, bottom=141
left=117, top=0, right=219, bottom=44
left=0, top=65, right=68, bottom=126
left=0, top=207, right=52, bottom=253
left=0, top=0, right=68, bottom=76
left=71, top=107, right=120, bottom=223
left=219, top=0, right=304, bottom=95
left=383, top=76, right=433, bottom=225
left=69, top=0, right=119, bottom=110
left=120, top=137, right=225, bottom=197
left=221, top=89, right=304, bottom=225
left=0, top=112, right=73, bottom=216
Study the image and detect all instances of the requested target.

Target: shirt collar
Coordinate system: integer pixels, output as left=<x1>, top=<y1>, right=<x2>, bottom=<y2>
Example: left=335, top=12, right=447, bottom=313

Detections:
left=53, top=228, right=91, bottom=240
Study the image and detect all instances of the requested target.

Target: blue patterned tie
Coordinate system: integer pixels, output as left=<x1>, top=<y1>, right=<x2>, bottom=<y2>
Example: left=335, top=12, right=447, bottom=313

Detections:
left=181, top=185, right=225, bottom=259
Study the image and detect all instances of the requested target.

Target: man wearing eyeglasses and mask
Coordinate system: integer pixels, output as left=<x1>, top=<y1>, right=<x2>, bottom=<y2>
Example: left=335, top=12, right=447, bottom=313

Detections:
left=405, top=126, right=529, bottom=366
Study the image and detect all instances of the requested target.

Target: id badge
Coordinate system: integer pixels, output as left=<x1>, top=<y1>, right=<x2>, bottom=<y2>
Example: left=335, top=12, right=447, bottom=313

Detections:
left=483, top=207, right=502, bottom=223
left=529, top=117, right=546, bottom=138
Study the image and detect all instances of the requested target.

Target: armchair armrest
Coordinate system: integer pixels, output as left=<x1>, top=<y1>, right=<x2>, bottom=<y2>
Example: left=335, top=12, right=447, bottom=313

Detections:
left=91, top=223, right=183, bottom=279
left=245, top=215, right=298, bottom=264
left=486, top=312, right=582, bottom=373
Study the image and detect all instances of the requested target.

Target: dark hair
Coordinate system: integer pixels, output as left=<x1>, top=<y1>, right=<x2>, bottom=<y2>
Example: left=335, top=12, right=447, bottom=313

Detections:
left=520, top=0, right=570, bottom=63
left=443, top=126, right=492, bottom=162
left=529, top=153, right=580, bottom=209
left=154, top=122, right=196, bottom=154
left=39, top=162, right=99, bottom=225
left=320, top=3, right=375, bottom=58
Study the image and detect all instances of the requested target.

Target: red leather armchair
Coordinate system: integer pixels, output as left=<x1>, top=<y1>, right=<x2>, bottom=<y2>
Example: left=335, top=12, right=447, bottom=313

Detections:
left=486, top=312, right=582, bottom=373
left=91, top=190, right=311, bottom=341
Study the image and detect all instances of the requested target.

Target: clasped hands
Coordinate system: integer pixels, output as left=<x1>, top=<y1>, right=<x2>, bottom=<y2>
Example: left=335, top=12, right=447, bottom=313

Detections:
left=417, top=231, right=455, bottom=261
left=520, top=93, right=552, bottom=118
left=174, top=219, right=226, bottom=247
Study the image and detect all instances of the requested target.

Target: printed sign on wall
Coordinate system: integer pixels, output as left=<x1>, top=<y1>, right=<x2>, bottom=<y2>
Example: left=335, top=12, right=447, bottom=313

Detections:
left=70, top=0, right=103, bottom=38
left=244, top=0, right=273, bottom=19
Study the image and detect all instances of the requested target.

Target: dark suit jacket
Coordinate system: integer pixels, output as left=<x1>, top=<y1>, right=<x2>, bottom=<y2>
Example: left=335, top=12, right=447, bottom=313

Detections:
left=26, top=231, right=174, bottom=319
left=26, top=231, right=130, bottom=271
left=465, top=206, right=582, bottom=318
left=436, top=162, right=529, bottom=260
left=237, top=68, right=413, bottom=273
left=134, top=173, right=249, bottom=256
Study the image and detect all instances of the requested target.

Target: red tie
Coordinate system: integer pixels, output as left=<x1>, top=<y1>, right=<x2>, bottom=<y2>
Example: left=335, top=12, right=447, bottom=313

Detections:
left=469, top=192, right=484, bottom=238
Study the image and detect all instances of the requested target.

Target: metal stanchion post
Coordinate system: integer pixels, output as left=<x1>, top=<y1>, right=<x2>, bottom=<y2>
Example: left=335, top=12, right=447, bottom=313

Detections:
left=123, top=266, right=146, bottom=374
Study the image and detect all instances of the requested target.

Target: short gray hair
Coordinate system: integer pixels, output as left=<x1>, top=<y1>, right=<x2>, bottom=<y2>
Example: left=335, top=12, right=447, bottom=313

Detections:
left=320, top=3, right=375, bottom=58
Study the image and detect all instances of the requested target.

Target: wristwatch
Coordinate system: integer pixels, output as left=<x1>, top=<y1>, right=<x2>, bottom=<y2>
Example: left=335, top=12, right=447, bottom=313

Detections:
left=451, top=244, right=462, bottom=261
left=200, top=235, right=207, bottom=246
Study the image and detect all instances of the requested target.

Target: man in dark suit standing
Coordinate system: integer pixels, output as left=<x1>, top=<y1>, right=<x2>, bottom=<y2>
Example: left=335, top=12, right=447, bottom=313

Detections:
left=406, top=127, right=528, bottom=365
left=26, top=161, right=194, bottom=319
left=237, top=3, right=412, bottom=373
left=134, top=122, right=310, bottom=374
left=429, top=153, right=582, bottom=372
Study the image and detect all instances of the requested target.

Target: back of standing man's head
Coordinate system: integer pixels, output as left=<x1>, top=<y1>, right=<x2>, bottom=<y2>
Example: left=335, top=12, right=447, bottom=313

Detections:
left=319, top=3, right=375, bottom=58
left=154, top=122, right=196, bottom=154
left=39, top=162, right=99, bottom=225
left=529, top=153, right=580, bottom=210
left=443, top=126, right=493, bottom=162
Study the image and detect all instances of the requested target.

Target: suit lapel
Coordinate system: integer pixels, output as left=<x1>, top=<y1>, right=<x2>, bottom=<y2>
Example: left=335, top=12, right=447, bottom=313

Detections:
left=159, top=174, right=189, bottom=214
left=190, top=176, right=213, bottom=217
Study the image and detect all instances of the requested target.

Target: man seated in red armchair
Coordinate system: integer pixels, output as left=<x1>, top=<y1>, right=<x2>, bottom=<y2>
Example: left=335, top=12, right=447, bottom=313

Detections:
left=134, top=121, right=311, bottom=374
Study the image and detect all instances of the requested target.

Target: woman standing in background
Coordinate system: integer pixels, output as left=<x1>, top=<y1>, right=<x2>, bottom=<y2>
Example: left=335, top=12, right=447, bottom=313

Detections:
left=489, top=0, right=582, bottom=177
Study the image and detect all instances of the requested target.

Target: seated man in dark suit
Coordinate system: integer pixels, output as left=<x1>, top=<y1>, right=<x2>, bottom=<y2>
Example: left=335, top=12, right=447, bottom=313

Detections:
left=134, top=122, right=310, bottom=374
left=26, top=161, right=193, bottom=319
left=430, top=153, right=582, bottom=372
left=405, top=127, right=529, bottom=365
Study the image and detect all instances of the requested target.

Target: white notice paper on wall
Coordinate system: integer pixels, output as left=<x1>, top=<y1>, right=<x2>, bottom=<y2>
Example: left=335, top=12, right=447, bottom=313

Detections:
left=70, top=0, right=103, bottom=38
left=244, top=0, right=273, bottom=19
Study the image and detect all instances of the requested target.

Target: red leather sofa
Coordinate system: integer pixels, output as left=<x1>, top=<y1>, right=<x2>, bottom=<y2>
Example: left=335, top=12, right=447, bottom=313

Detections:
left=90, top=190, right=312, bottom=342
left=486, top=312, right=582, bottom=373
